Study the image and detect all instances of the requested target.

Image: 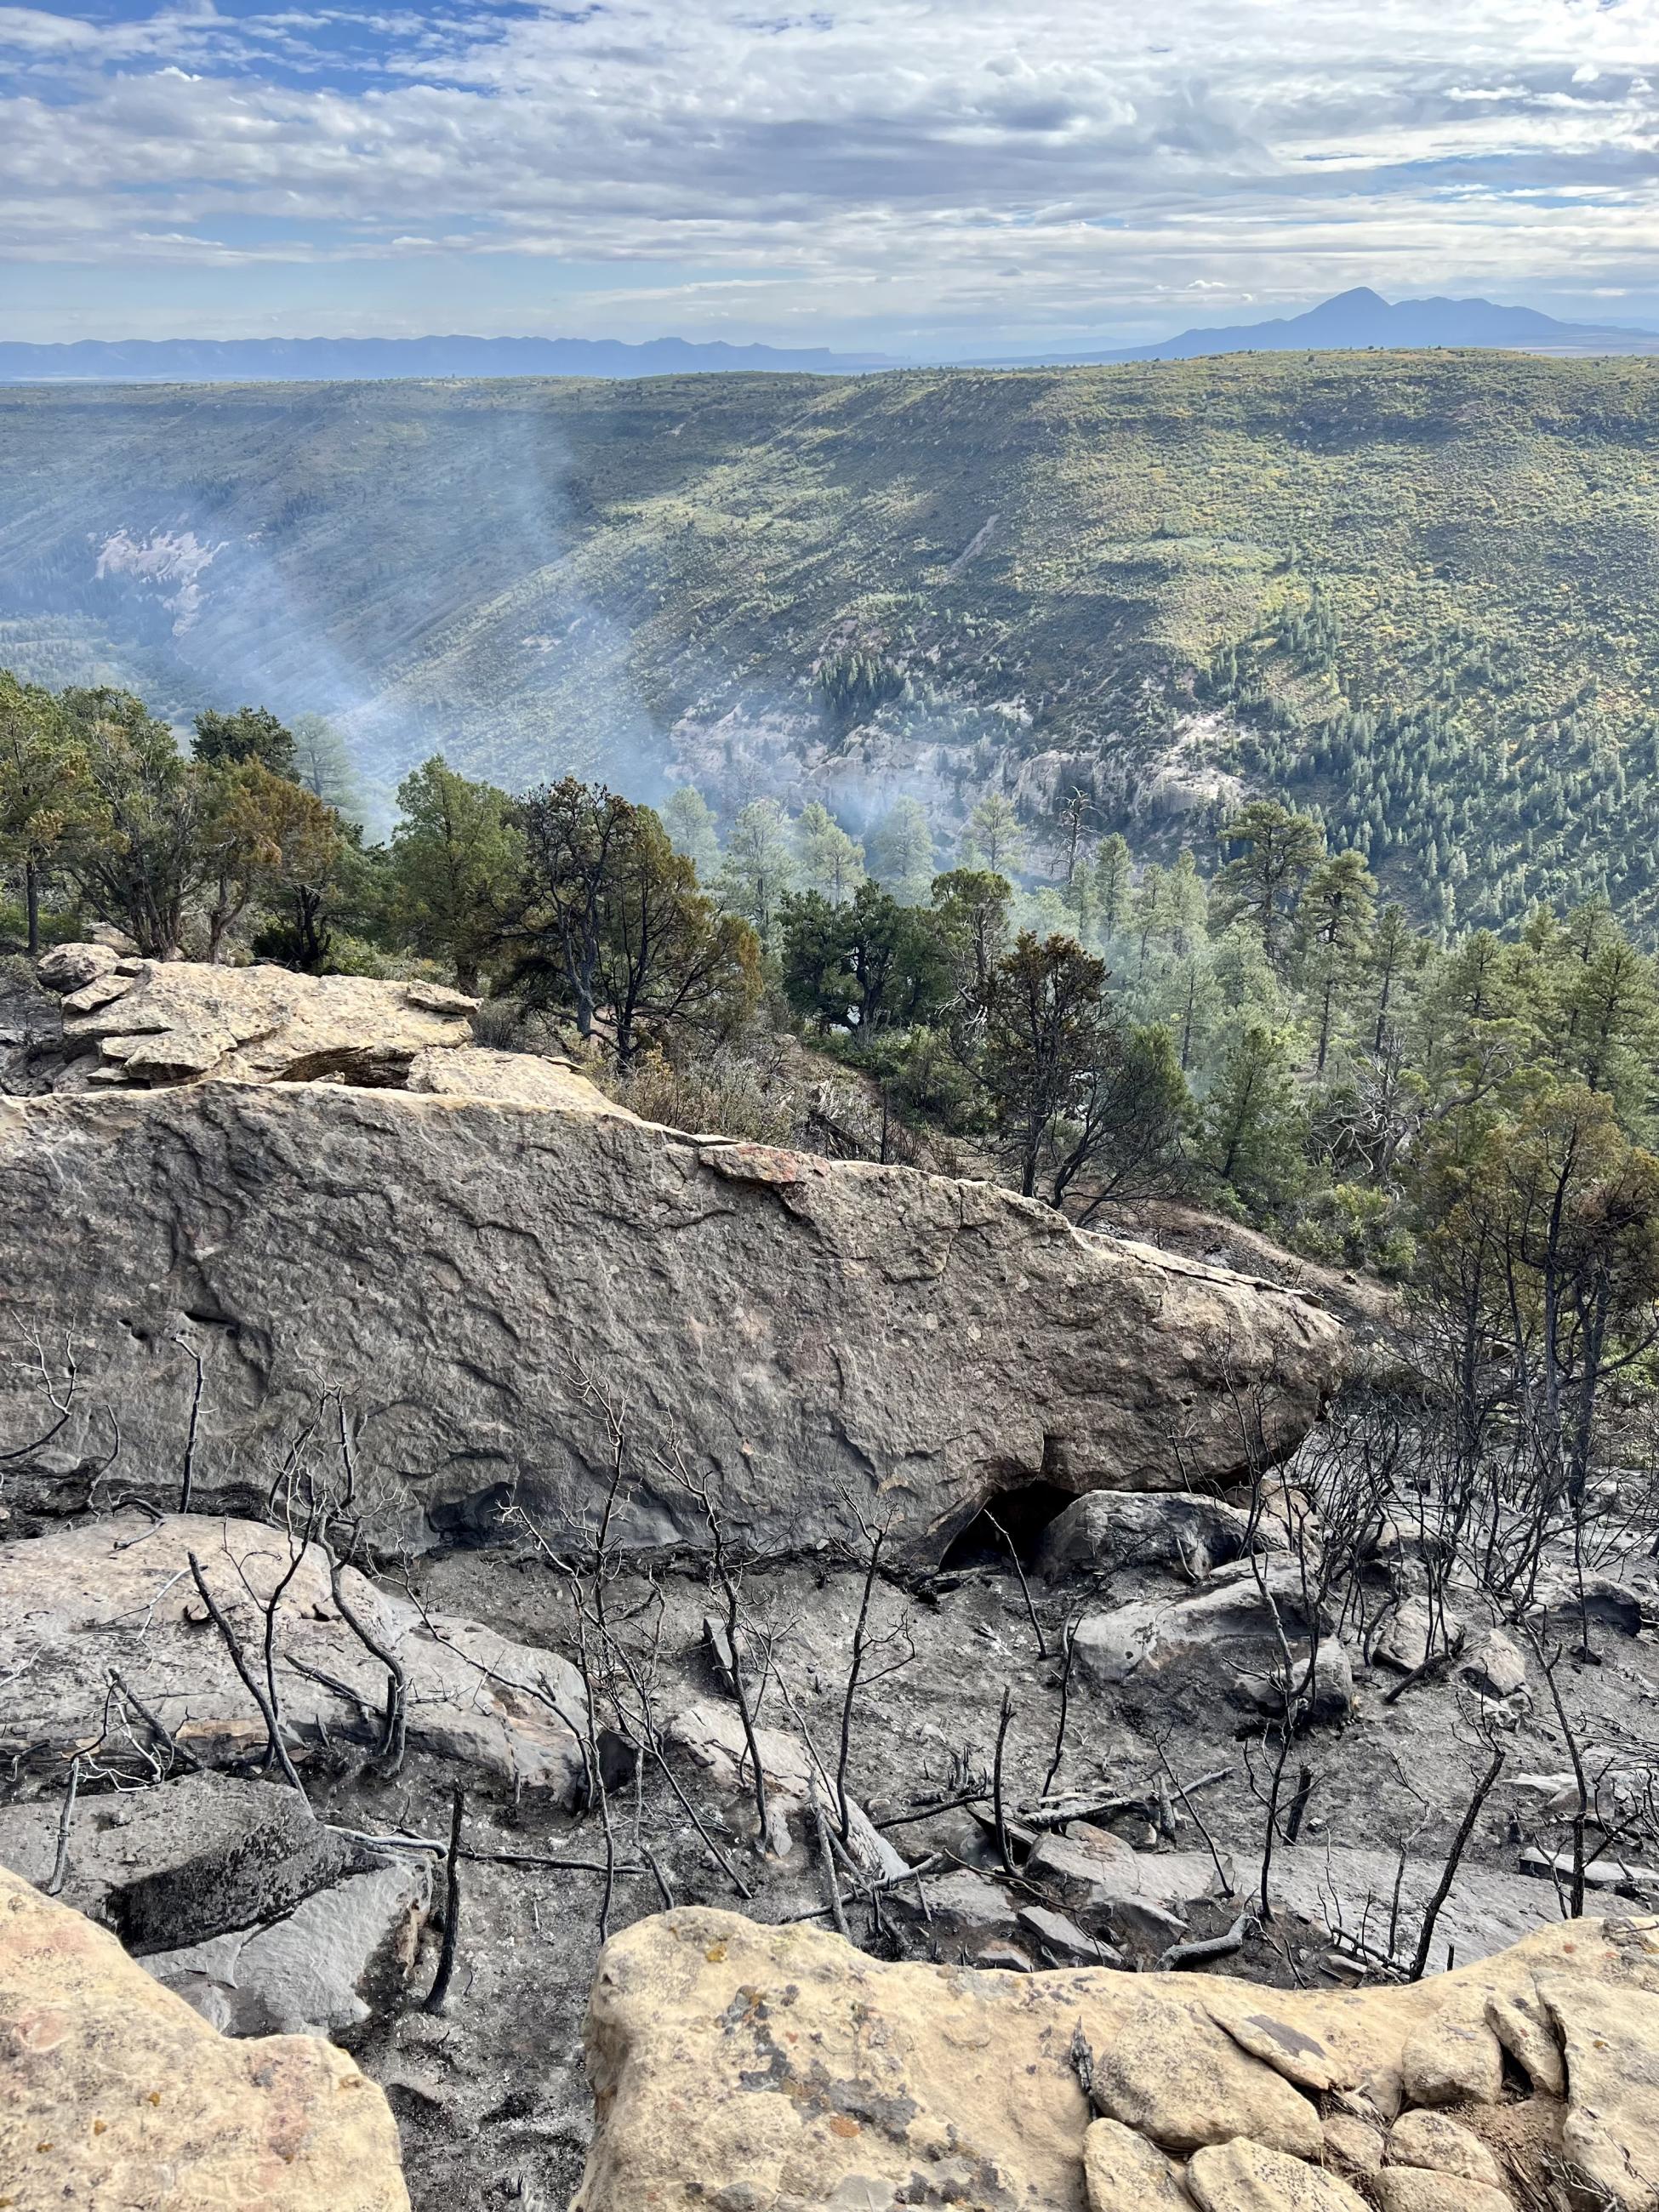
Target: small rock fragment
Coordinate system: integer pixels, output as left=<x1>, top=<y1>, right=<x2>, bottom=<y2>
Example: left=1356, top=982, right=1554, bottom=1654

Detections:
left=1321, top=2112, right=1384, bottom=2174
left=1185, top=2135, right=1368, bottom=2208
left=1371, top=2175, right=1510, bottom=2212
left=1386, top=2109, right=1501, bottom=2185
left=1400, top=2001, right=1505, bottom=2106
left=1484, top=1985, right=1565, bottom=2095
left=1081, top=2118, right=1192, bottom=2210
left=1017, top=1905, right=1122, bottom=1966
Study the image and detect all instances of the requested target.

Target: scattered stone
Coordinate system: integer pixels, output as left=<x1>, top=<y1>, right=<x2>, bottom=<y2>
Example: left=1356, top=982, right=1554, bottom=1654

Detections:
left=1036, top=1491, right=1256, bottom=1582
left=0, top=1862, right=409, bottom=2209
left=1462, top=1628, right=1527, bottom=1701
left=1082, top=2118, right=1192, bottom=2210
left=1184, top=2135, right=1368, bottom=2209
left=1484, top=1984, right=1566, bottom=2095
left=1371, top=2176, right=1510, bottom=2212
left=1399, top=2000, right=1506, bottom=2106
left=1016, top=1905, right=1123, bottom=1966
left=1386, top=2108, right=1502, bottom=2185
left=35, top=941, right=119, bottom=993
left=1371, top=1595, right=1459, bottom=1674
left=1321, top=2112, right=1385, bottom=2173
left=142, top=1857, right=430, bottom=2038
left=1539, top=1970, right=1659, bottom=2209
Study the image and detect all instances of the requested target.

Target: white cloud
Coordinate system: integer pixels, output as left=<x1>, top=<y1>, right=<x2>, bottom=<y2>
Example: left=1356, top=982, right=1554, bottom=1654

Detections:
left=2, top=0, right=1657, bottom=339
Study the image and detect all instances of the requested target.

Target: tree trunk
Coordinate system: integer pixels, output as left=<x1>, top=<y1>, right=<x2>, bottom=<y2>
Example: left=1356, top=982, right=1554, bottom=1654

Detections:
left=25, top=858, right=40, bottom=959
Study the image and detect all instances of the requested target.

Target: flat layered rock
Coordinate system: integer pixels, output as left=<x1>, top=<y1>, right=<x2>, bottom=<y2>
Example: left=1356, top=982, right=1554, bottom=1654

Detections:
left=569, top=1906, right=1659, bottom=2212
left=0, top=1862, right=408, bottom=2210
left=41, top=955, right=476, bottom=1088
left=0, top=1513, right=589, bottom=1798
left=0, top=1058, right=1343, bottom=1559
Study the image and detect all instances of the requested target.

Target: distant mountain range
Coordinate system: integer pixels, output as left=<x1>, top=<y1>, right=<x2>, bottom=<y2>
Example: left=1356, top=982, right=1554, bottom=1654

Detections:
left=0, top=333, right=896, bottom=385
left=1, top=289, right=1654, bottom=386
left=993, top=287, right=1659, bottom=366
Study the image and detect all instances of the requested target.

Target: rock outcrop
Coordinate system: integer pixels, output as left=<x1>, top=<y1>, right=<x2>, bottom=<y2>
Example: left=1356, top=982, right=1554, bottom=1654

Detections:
left=0, top=960, right=1345, bottom=1559
left=0, top=1861, right=409, bottom=2210
left=0, top=1513, right=590, bottom=1797
left=572, top=1906, right=1659, bottom=2212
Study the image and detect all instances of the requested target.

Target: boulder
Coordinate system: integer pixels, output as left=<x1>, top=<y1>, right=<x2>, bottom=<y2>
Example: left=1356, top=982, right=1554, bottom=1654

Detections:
left=1399, top=1997, right=1505, bottom=2106
left=141, top=1857, right=430, bottom=2038
left=36, top=941, right=120, bottom=994
left=1024, top=1827, right=1223, bottom=1925
left=1018, top=1904, right=1124, bottom=1966
left=43, top=958, right=477, bottom=1089
left=1072, top=1562, right=1345, bottom=1719
left=1091, top=1990, right=1325, bottom=2158
left=1233, top=1638, right=1354, bottom=1724
left=1461, top=1628, right=1527, bottom=1701
left=1036, top=1490, right=1257, bottom=1582
left=1185, top=2137, right=1367, bottom=2209
left=0, top=1861, right=408, bottom=2209
left=1484, top=1983, right=1565, bottom=2095
left=886, top=1868, right=1027, bottom=1960
left=0, top=1053, right=1344, bottom=1560
left=570, top=1907, right=1656, bottom=2211
left=1370, top=1595, right=1460, bottom=1675
left=0, top=1513, right=590, bottom=1798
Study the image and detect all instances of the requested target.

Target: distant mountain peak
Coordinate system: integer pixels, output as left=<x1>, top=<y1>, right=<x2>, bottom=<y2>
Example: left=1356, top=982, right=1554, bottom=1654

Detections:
left=986, top=288, right=1659, bottom=369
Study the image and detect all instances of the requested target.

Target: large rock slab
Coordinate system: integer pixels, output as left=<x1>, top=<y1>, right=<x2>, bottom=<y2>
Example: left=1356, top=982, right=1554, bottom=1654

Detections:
left=37, top=954, right=476, bottom=1088
left=0, top=1066, right=1344, bottom=1558
left=0, top=1512, right=589, bottom=1796
left=569, top=1906, right=1659, bottom=2212
left=0, top=1862, right=408, bottom=2209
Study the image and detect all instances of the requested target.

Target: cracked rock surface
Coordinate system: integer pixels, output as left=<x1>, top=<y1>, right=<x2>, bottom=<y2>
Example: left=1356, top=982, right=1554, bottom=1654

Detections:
left=571, top=1907, right=1659, bottom=2212
left=0, top=988, right=1343, bottom=1557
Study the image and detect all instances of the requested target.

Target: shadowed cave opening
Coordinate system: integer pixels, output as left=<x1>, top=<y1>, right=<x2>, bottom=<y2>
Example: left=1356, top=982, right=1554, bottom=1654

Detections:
left=939, top=1479, right=1075, bottom=1570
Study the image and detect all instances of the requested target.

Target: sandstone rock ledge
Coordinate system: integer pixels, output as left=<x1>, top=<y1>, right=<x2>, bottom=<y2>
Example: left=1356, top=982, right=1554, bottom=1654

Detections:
left=0, top=1037, right=1343, bottom=1560
left=573, top=1907, right=1659, bottom=2212
left=0, top=1862, right=408, bottom=2211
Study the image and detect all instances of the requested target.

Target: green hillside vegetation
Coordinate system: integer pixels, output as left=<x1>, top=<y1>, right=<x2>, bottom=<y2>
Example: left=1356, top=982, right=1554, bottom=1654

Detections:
left=1, top=352, right=1656, bottom=933
left=13, top=667, right=1659, bottom=1509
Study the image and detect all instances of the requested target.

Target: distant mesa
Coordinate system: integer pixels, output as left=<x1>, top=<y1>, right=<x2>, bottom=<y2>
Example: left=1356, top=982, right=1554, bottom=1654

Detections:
left=3, top=290, right=1655, bottom=385
left=0, top=332, right=899, bottom=386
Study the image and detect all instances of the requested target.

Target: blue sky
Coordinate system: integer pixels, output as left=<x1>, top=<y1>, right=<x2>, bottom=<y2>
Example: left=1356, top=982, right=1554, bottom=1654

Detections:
left=2, top=0, right=1656, bottom=348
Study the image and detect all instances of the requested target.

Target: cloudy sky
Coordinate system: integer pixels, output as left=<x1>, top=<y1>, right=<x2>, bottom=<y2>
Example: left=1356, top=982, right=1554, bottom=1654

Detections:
left=1, top=0, right=1656, bottom=350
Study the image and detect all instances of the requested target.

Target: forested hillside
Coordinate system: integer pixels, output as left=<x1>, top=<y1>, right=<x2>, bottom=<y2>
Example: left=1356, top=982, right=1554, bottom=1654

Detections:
left=2, top=351, right=1656, bottom=932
